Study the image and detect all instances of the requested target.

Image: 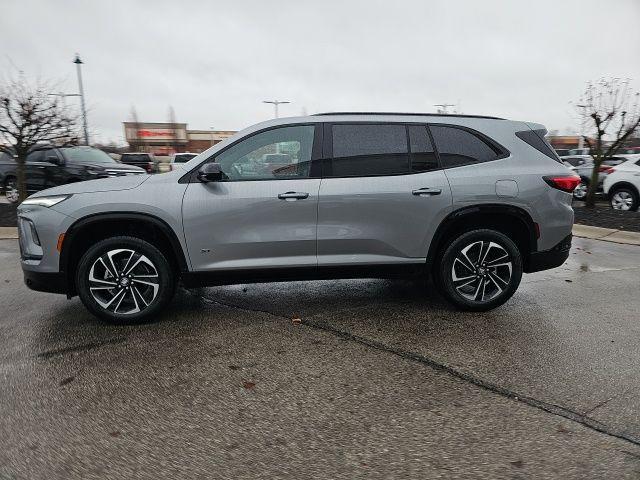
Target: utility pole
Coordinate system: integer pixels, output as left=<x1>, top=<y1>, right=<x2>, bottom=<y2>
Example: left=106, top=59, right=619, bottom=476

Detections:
left=434, top=103, right=455, bottom=114
left=263, top=100, right=290, bottom=118
left=73, top=53, right=89, bottom=145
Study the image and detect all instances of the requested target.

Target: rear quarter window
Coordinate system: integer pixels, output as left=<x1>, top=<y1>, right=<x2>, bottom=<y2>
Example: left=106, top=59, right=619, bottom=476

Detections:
left=430, top=125, right=503, bottom=168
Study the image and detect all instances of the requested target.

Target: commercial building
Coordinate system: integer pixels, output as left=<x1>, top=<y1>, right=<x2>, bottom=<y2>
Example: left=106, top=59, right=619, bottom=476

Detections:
left=123, top=122, right=236, bottom=154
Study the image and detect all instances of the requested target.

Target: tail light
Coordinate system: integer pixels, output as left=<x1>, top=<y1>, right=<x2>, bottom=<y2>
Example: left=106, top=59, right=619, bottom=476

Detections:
left=598, top=166, right=615, bottom=174
left=146, top=162, right=153, bottom=173
left=543, top=175, right=581, bottom=193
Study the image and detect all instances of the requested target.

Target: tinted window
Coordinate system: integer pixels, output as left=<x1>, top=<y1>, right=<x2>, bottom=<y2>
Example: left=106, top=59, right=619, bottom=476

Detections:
left=330, top=124, right=409, bottom=177
left=121, top=154, right=151, bottom=162
left=61, top=147, right=116, bottom=164
left=173, top=154, right=197, bottom=163
left=214, top=125, right=314, bottom=180
left=408, top=125, right=438, bottom=172
left=26, top=150, right=45, bottom=163
left=431, top=126, right=500, bottom=168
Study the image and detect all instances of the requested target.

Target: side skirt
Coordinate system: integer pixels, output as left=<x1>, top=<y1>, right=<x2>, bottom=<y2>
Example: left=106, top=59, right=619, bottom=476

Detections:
left=181, top=263, right=428, bottom=288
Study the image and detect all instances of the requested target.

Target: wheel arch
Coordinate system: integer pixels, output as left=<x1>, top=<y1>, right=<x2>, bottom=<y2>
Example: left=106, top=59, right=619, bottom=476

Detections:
left=60, top=212, right=188, bottom=297
left=426, top=204, right=538, bottom=273
left=609, top=181, right=639, bottom=196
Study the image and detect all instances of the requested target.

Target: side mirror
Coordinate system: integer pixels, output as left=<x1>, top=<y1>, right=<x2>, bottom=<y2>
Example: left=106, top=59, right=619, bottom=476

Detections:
left=197, top=162, right=224, bottom=182
left=47, top=155, right=63, bottom=166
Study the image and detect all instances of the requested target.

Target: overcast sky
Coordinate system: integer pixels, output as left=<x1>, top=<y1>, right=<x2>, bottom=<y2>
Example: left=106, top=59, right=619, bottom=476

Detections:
left=2, top=0, right=639, bottom=144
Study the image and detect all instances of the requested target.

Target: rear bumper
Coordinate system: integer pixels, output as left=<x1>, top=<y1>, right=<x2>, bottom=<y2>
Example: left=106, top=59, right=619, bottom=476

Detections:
left=23, top=270, right=67, bottom=294
left=525, top=234, right=572, bottom=273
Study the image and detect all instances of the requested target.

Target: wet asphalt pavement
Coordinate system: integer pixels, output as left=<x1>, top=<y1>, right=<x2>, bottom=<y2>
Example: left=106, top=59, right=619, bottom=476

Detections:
left=1, top=237, right=640, bottom=479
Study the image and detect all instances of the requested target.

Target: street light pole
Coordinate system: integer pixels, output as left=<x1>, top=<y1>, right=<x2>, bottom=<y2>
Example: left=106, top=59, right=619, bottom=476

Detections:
left=263, top=100, right=290, bottom=118
left=73, top=53, right=89, bottom=145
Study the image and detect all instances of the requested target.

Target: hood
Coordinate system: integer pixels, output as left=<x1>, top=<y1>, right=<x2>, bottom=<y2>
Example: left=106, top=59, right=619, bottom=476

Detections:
left=30, top=174, right=150, bottom=197
left=86, top=162, right=147, bottom=172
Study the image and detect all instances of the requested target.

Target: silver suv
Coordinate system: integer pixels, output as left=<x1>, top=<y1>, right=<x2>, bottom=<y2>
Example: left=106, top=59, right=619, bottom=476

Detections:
left=17, top=113, right=578, bottom=323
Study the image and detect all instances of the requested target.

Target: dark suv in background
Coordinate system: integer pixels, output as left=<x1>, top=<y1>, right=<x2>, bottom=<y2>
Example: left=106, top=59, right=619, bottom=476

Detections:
left=0, top=146, right=146, bottom=203
left=119, top=153, right=156, bottom=173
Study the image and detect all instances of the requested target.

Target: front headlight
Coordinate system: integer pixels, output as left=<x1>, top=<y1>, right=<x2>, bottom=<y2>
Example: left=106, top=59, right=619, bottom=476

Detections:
left=21, top=194, right=72, bottom=207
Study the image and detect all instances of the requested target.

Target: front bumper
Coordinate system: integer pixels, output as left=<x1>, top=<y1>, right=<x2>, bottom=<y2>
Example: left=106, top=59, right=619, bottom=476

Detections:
left=525, top=234, right=572, bottom=273
left=23, top=270, right=68, bottom=294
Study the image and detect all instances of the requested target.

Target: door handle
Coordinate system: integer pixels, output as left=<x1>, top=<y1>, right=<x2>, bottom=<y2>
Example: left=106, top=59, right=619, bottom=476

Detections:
left=412, top=187, right=442, bottom=196
left=278, top=191, right=309, bottom=200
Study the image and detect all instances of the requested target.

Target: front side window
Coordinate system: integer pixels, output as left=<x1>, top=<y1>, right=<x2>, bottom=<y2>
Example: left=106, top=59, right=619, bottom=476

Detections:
left=330, top=124, right=409, bottom=177
left=214, top=125, right=315, bottom=180
left=430, top=125, right=501, bottom=168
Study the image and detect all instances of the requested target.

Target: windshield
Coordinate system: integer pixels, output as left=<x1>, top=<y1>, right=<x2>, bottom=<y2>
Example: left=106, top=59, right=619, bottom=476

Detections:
left=61, top=147, right=117, bottom=164
left=173, top=154, right=197, bottom=163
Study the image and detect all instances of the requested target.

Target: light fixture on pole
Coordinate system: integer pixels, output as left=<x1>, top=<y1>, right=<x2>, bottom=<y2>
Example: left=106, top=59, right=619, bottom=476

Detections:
left=73, top=53, right=89, bottom=145
left=263, top=100, right=290, bottom=118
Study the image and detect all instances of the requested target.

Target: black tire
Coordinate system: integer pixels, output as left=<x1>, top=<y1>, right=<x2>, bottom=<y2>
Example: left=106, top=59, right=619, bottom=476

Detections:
left=609, top=186, right=639, bottom=211
left=436, top=229, right=523, bottom=312
left=76, top=236, right=176, bottom=324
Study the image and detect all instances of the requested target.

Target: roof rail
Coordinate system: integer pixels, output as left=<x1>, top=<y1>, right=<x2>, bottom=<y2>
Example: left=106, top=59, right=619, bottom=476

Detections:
left=312, top=112, right=505, bottom=120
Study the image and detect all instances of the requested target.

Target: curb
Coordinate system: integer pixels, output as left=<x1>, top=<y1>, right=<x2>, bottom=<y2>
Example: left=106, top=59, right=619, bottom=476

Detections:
left=0, top=227, right=18, bottom=239
left=572, top=224, right=640, bottom=246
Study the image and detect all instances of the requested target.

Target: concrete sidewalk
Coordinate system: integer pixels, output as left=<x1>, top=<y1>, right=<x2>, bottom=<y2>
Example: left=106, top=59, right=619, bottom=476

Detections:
left=0, top=227, right=18, bottom=239
left=572, top=223, right=640, bottom=245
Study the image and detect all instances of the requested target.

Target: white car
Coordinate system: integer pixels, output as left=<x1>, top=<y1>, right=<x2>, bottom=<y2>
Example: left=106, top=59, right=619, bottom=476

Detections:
left=603, top=154, right=640, bottom=211
left=169, top=152, right=198, bottom=171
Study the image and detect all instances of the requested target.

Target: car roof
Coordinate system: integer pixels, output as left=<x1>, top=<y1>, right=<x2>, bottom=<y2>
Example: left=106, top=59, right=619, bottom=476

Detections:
left=312, top=112, right=505, bottom=120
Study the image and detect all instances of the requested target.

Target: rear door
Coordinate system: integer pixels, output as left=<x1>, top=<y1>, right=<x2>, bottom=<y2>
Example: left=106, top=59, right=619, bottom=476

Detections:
left=317, top=123, right=452, bottom=265
left=24, top=150, right=48, bottom=192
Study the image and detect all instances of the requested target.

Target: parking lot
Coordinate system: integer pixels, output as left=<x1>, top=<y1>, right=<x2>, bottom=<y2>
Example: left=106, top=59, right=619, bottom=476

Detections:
left=1, top=235, right=640, bottom=478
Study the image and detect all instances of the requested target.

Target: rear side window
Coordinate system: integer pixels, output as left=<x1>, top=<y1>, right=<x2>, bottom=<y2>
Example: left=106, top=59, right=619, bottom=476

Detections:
left=515, top=129, right=561, bottom=162
left=330, top=124, right=409, bottom=177
left=408, top=125, right=438, bottom=172
left=430, top=125, right=501, bottom=168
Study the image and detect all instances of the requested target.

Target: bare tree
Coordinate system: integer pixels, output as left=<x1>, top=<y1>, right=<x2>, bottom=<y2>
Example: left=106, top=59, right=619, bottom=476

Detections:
left=0, top=75, right=78, bottom=202
left=576, top=78, right=640, bottom=208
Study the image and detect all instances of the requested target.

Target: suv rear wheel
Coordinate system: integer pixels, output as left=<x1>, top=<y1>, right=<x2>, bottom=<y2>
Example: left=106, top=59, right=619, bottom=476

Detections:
left=437, top=229, right=523, bottom=311
left=76, top=236, right=176, bottom=323
left=609, top=186, right=639, bottom=211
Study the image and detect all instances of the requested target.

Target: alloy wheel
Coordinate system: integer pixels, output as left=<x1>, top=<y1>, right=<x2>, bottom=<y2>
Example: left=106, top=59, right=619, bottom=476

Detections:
left=5, top=181, right=19, bottom=203
left=573, top=182, right=587, bottom=200
left=451, top=240, right=513, bottom=302
left=611, top=191, right=633, bottom=211
left=88, top=248, right=160, bottom=315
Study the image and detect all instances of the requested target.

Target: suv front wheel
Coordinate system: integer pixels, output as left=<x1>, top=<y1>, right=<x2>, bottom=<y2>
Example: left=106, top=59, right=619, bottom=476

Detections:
left=76, top=236, right=176, bottom=323
left=437, top=229, right=523, bottom=311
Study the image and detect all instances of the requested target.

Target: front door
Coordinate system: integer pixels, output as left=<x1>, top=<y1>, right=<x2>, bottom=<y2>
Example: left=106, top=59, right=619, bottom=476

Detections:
left=317, top=123, right=453, bottom=265
left=182, top=124, right=321, bottom=271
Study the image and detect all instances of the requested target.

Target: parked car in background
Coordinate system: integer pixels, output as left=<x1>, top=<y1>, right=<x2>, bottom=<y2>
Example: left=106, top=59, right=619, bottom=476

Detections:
left=119, top=153, right=156, bottom=173
left=169, top=152, right=198, bottom=171
left=1, top=146, right=146, bottom=203
left=562, top=155, right=626, bottom=200
left=17, top=112, right=577, bottom=323
left=603, top=155, right=640, bottom=211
